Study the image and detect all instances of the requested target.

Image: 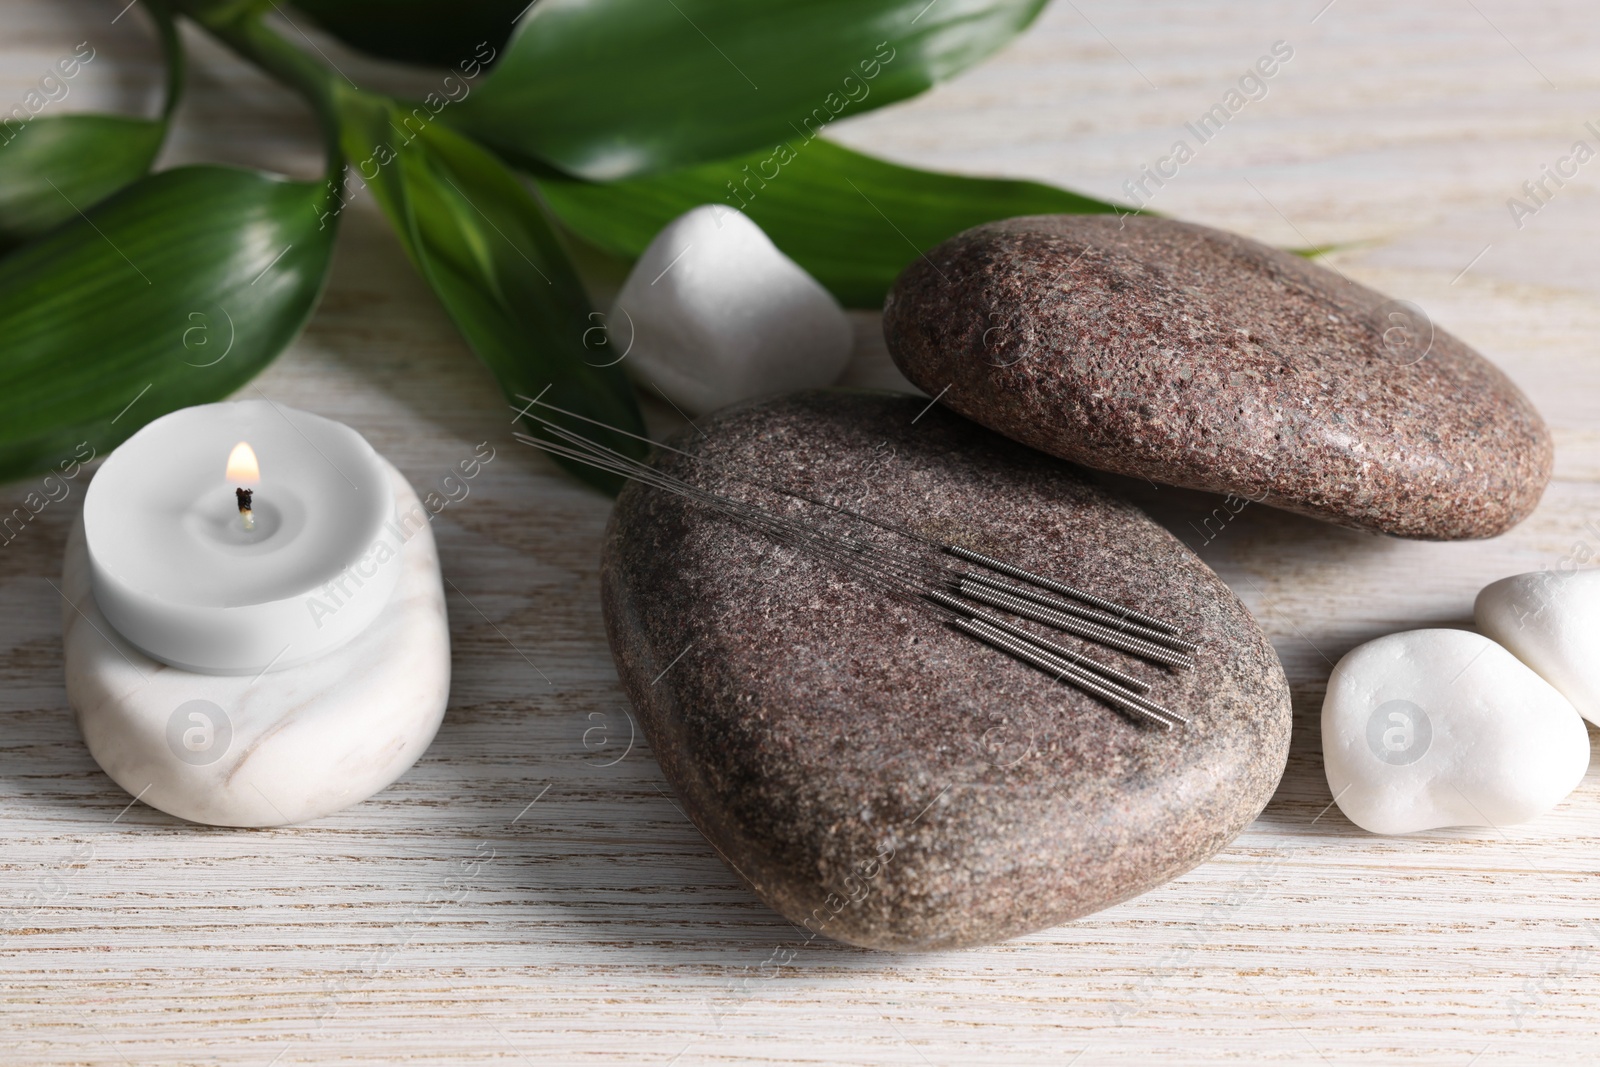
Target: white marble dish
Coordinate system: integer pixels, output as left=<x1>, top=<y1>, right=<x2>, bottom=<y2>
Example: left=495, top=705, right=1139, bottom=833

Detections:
left=62, top=459, right=450, bottom=827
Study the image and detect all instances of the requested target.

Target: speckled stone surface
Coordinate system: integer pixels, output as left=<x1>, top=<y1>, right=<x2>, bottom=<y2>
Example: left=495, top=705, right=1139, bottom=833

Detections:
left=601, top=390, right=1292, bottom=951
left=882, top=215, right=1553, bottom=540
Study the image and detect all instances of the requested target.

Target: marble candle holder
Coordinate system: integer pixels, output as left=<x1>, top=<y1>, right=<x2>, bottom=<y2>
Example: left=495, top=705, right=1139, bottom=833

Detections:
left=62, top=459, right=450, bottom=827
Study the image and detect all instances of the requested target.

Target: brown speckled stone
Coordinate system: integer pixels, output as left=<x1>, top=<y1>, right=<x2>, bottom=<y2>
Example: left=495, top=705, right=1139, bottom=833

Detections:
left=600, top=391, right=1291, bottom=951
left=882, top=215, right=1553, bottom=540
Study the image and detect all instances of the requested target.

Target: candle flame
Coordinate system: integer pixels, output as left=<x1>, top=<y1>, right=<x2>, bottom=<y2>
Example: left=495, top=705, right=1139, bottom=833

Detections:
left=226, top=441, right=260, bottom=485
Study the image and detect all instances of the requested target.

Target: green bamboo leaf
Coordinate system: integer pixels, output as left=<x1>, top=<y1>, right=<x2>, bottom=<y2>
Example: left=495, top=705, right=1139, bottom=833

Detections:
left=0, top=3, right=182, bottom=249
left=0, top=117, right=166, bottom=250
left=448, top=0, right=1049, bottom=179
left=335, top=89, right=645, bottom=493
left=534, top=138, right=1124, bottom=307
left=288, top=0, right=522, bottom=69
left=0, top=166, right=336, bottom=481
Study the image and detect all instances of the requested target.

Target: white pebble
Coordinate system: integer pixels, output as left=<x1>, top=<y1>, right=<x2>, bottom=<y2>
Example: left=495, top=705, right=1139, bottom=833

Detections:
left=1321, top=629, right=1588, bottom=834
left=1477, top=569, right=1600, bottom=726
left=608, top=205, right=853, bottom=416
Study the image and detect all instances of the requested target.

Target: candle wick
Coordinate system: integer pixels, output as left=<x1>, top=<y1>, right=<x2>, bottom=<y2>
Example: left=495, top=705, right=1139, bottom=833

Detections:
left=236, top=487, right=255, bottom=532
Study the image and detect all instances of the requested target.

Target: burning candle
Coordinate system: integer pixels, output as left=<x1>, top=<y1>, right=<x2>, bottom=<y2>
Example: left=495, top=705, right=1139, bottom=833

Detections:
left=229, top=441, right=259, bottom=530
left=65, top=399, right=450, bottom=827
left=82, top=400, right=402, bottom=674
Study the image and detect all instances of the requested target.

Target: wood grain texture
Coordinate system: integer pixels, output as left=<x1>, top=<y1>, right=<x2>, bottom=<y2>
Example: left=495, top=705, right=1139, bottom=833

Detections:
left=4, top=1, right=1600, bottom=1062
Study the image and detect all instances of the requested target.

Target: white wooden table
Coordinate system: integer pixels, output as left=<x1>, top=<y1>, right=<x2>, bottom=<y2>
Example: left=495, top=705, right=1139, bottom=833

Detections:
left=5, top=1, right=1600, bottom=1062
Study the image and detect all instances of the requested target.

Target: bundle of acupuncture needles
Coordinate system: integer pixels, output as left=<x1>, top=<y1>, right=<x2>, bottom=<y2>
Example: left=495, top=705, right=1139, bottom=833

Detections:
left=513, top=394, right=1199, bottom=731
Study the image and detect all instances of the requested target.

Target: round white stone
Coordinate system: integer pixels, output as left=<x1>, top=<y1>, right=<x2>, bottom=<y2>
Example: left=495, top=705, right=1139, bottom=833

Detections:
left=62, top=459, right=450, bottom=827
left=1477, top=568, right=1600, bottom=726
left=609, top=204, right=853, bottom=415
left=1321, top=628, right=1589, bottom=835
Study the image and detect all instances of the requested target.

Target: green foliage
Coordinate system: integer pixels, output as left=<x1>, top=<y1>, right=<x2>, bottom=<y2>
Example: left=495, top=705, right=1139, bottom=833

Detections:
left=448, top=0, right=1049, bottom=179
left=0, top=5, right=180, bottom=249
left=537, top=138, right=1122, bottom=308
left=289, top=0, right=525, bottom=69
left=0, top=166, right=335, bottom=479
left=0, top=0, right=1119, bottom=494
left=337, top=89, right=645, bottom=492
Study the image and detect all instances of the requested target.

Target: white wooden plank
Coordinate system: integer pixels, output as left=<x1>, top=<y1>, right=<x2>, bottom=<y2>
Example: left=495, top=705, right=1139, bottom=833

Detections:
left=4, top=1, right=1600, bottom=1062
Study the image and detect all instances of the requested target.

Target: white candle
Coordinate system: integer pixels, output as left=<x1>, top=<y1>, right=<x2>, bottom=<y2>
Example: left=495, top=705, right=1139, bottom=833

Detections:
left=83, top=400, right=402, bottom=674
